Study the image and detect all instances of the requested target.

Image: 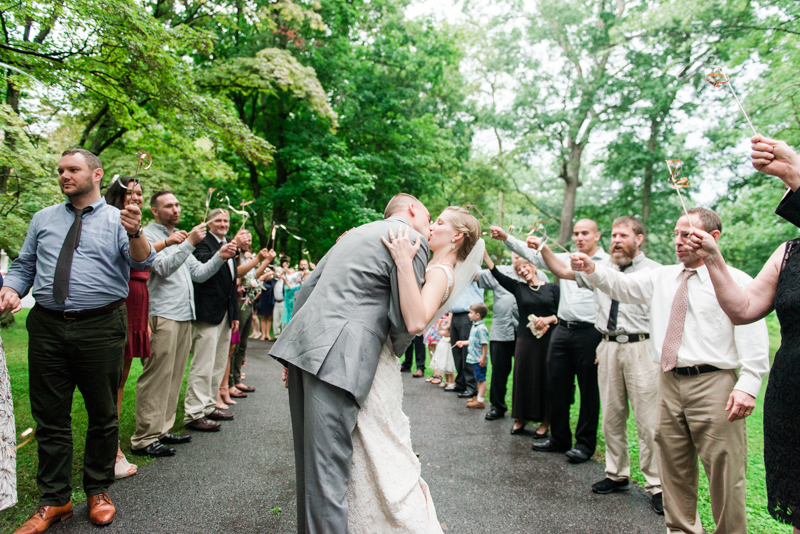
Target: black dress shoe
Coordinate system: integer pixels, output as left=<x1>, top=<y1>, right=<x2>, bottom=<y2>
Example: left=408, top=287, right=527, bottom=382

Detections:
left=449, top=388, right=465, bottom=394
left=652, top=492, right=664, bottom=515
left=510, top=424, right=527, bottom=435
left=531, top=439, right=569, bottom=453
left=591, top=477, right=630, bottom=494
left=207, top=408, right=234, bottom=421
left=458, top=391, right=477, bottom=399
left=565, top=448, right=591, bottom=463
left=131, top=441, right=175, bottom=457
left=160, top=432, right=192, bottom=445
left=485, top=408, right=504, bottom=421
left=400, top=366, right=411, bottom=373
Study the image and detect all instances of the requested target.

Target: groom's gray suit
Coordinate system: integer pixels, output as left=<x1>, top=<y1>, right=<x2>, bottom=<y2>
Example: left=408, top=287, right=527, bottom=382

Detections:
left=270, top=215, right=429, bottom=534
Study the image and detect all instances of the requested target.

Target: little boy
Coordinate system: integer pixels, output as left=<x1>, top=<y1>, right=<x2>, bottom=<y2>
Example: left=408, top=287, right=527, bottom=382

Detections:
left=454, top=302, right=489, bottom=409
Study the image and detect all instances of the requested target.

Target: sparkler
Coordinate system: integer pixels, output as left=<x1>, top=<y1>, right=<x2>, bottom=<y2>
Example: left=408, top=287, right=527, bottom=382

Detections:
left=16, top=428, right=34, bottom=450
left=202, top=187, right=216, bottom=222
left=665, top=159, right=693, bottom=229
left=128, top=150, right=152, bottom=190
left=704, top=66, right=758, bottom=136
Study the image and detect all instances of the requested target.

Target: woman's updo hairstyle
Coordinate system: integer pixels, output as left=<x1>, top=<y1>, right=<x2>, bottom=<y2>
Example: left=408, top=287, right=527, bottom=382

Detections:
left=443, top=206, right=481, bottom=263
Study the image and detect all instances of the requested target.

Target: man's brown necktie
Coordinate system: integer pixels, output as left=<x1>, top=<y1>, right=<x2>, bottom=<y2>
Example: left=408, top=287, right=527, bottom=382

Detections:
left=53, top=204, right=93, bottom=305
left=660, top=269, right=696, bottom=372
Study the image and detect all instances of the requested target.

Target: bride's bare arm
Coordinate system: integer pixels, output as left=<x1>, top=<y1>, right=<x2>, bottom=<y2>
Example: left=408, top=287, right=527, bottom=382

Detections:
left=383, top=226, right=448, bottom=334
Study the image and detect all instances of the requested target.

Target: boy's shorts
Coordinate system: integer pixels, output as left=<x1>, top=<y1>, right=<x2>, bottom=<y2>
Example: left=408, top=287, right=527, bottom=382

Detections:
left=474, top=362, right=487, bottom=382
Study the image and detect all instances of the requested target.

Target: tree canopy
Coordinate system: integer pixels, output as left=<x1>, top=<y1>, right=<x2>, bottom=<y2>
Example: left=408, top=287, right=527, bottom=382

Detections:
left=1, top=0, right=798, bottom=279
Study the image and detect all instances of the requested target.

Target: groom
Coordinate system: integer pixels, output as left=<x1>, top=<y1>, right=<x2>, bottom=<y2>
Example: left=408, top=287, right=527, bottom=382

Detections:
left=270, top=193, right=431, bottom=534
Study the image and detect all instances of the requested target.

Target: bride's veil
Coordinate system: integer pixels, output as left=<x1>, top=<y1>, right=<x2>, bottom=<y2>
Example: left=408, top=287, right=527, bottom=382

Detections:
left=422, top=237, right=486, bottom=333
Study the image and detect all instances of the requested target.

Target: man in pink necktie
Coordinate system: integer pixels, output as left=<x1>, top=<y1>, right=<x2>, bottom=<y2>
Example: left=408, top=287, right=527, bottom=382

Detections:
left=570, top=207, right=770, bottom=534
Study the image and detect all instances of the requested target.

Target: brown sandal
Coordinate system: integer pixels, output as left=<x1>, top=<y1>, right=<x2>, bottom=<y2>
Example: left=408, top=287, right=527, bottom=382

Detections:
left=430, top=376, right=442, bottom=385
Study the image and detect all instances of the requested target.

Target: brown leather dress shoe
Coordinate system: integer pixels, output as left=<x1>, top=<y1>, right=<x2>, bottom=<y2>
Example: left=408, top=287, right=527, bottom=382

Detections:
left=87, top=493, right=115, bottom=526
left=412, top=370, right=424, bottom=378
left=185, top=417, right=221, bottom=432
left=14, top=502, right=73, bottom=534
left=207, top=408, right=234, bottom=421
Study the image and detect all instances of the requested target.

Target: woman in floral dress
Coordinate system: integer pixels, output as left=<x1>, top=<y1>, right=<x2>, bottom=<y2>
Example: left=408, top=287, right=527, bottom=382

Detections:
left=0, top=272, right=17, bottom=511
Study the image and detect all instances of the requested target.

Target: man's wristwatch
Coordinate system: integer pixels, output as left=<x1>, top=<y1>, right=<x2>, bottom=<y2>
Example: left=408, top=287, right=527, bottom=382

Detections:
left=128, top=224, right=143, bottom=239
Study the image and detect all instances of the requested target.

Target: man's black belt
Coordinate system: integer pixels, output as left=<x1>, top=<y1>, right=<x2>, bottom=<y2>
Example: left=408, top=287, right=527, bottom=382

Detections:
left=558, top=320, right=594, bottom=330
left=602, top=333, right=650, bottom=343
left=673, top=364, right=721, bottom=376
left=35, top=299, right=125, bottom=321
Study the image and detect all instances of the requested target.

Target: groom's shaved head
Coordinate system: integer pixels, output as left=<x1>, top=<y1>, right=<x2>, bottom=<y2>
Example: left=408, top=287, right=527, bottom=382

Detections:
left=384, top=193, right=423, bottom=219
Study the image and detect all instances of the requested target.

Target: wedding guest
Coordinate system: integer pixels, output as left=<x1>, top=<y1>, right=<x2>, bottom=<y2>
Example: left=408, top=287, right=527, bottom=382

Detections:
left=483, top=252, right=559, bottom=437
left=104, top=176, right=156, bottom=479
left=282, top=267, right=302, bottom=323
left=130, top=191, right=231, bottom=453
left=433, top=317, right=456, bottom=389
left=454, top=303, right=490, bottom=409
left=184, top=209, right=240, bottom=429
left=272, top=266, right=286, bottom=336
left=0, top=148, right=155, bottom=531
left=0, top=273, right=16, bottom=512
left=490, top=222, right=607, bottom=463
left=750, top=134, right=800, bottom=227
left=400, top=336, right=425, bottom=377
left=257, top=271, right=276, bottom=340
left=423, top=319, right=443, bottom=383
left=531, top=216, right=663, bottom=513
left=448, top=280, right=484, bottom=398
left=475, top=252, right=523, bottom=421
left=687, top=137, right=800, bottom=532
left=571, top=207, right=770, bottom=534
left=227, top=231, right=275, bottom=398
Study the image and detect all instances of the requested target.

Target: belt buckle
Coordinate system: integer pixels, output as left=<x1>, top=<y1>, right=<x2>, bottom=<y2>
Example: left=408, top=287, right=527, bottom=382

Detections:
left=616, top=334, right=629, bottom=343
left=63, top=310, right=77, bottom=320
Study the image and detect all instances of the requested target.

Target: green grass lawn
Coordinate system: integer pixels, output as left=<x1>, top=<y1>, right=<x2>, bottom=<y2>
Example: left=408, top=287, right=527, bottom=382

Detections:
left=420, top=297, right=789, bottom=534
left=0, top=309, right=191, bottom=533
left=0, top=303, right=791, bottom=534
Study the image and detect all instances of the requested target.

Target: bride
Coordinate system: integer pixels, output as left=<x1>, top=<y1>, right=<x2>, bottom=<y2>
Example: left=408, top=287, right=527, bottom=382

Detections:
left=346, top=206, right=483, bottom=533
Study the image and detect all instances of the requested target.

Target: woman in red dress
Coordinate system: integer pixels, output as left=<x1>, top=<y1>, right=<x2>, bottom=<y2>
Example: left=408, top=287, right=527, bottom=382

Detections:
left=104, top=176, right=184, bottom=478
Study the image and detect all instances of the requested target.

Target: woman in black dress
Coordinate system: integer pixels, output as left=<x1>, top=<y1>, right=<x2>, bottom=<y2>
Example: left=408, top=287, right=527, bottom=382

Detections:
left=687, top=220, right=800, bottom=531
left=484, top=251, right=559, bottom=438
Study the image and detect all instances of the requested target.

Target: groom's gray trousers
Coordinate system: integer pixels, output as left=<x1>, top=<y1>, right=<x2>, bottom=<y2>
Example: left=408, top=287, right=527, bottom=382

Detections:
left=288, top=363, right=360, bottom=534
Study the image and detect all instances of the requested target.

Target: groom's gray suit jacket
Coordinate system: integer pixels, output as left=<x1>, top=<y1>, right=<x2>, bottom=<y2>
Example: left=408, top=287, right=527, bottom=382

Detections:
left=269, top=215, right=429, bottom=405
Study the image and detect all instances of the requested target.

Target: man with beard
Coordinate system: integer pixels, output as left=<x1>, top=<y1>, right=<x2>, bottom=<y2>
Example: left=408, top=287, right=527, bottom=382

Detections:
left=526, top=216, right=663, bottom=514
left=570, top=208, right=769, bottom=534
left=490, top=219, right=607, bottom=464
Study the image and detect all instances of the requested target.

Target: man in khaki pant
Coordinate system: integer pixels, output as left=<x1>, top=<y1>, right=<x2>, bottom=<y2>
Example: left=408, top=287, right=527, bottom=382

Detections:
left=571, top=207, right=770, bottom=534
left=532, top=216, right=663, bottom=513
left=131, top=192, right=236, bottom=457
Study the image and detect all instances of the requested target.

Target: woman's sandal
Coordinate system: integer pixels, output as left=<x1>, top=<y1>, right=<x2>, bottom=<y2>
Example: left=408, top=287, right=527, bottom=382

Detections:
left=430, top=376, right=443, bottom=384
left=115, top=453, right=138, bottom=479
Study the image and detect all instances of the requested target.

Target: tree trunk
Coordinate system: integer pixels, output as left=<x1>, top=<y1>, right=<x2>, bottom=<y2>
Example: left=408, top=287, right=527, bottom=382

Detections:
left=0, top=78, right=21, bottom=195
left=247, top=160, right=268, bottom=248
left=641, top=117, right=659, bottom=253
left=558, top=138, right=584, bottom=245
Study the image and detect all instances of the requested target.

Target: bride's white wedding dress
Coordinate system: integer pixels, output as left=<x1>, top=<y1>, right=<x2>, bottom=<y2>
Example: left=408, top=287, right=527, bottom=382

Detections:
left=346, top=265, right=454, bottom=534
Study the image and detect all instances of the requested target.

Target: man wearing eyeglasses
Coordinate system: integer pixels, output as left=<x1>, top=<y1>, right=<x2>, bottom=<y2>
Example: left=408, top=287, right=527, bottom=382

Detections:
left=570, top=207, right=770, bottom=534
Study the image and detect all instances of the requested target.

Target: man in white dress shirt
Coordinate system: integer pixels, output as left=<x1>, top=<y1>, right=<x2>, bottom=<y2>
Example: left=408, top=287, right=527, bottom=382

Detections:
left=571, top=207, right=770, bottom=534
left=526, top=216, right=664, bottom=514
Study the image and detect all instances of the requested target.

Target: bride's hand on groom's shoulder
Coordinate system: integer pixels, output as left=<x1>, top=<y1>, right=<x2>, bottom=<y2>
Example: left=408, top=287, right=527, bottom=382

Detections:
left=381, top=226, right=421, bottom=265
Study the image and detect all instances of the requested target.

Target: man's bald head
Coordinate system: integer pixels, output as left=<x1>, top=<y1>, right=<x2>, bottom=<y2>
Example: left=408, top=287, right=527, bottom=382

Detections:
left=572, top=218, right=601, bottom=255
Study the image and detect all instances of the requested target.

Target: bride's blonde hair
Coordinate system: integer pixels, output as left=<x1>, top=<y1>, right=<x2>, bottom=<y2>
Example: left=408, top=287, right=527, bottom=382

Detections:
left=443, top=206, right=480, bottom=263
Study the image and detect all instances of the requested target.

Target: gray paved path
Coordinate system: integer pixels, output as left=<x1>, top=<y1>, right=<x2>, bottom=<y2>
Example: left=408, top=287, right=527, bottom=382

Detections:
left=52, top=340, right=665, bottom=533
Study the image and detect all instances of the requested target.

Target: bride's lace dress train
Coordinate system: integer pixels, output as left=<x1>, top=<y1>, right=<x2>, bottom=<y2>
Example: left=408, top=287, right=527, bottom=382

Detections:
left=346, top=339, right=443, bottom=534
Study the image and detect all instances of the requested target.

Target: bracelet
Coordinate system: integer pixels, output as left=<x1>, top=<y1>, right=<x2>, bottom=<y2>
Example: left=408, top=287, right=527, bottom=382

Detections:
left=127, top=223, right=143, bottom=239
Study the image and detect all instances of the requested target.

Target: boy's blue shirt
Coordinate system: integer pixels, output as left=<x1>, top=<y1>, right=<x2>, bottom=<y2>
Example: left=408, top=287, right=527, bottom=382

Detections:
left=466, top=319, right=489, bottom=364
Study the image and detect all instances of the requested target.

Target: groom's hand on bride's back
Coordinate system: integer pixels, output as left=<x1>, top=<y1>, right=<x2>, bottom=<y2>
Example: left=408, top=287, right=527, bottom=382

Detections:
left=282, top=367, right=289, bottom=389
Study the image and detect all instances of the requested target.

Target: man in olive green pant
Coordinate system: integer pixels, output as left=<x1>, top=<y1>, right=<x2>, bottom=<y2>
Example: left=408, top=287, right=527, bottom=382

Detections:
left=27, top=304, right=126, bottom=506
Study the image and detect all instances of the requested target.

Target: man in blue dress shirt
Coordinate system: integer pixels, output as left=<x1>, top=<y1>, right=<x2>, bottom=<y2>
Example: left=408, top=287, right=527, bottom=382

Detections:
left=0, top=148, right=155, bottom=533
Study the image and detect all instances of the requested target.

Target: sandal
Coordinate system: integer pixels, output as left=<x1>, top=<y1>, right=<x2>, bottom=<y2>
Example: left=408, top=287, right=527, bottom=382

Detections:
left=430, top=376, right=442, bottom=385
left=115, top=453, right=138, bottom=479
